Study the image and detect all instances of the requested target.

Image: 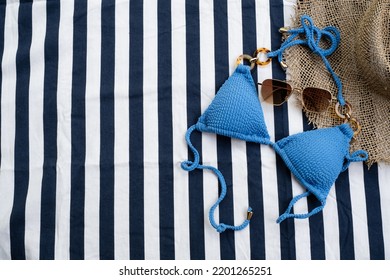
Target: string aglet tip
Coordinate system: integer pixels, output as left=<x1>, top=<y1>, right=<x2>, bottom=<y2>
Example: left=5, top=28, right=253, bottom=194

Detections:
left=279, top=27, right=290, bottom=33
left=280, top=61, right=288, bottom=69
left=247, top=210, right=253, bottom=220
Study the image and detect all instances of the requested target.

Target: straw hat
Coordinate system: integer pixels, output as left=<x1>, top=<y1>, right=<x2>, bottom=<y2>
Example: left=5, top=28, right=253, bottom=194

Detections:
left=285, top=0, right=390, bottom=165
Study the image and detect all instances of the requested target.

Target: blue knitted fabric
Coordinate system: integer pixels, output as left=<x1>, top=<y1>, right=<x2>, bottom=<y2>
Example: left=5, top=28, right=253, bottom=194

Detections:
left=181, top=63, right=368, bottom=233
left=196, top=65, right=271, bottom=144
left=272, top=124, right=368, bottom=223
left=182, top=65, right=268, bottom=233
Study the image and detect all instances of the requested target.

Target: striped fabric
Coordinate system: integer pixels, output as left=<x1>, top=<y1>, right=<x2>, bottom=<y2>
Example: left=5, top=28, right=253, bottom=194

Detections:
left=0, top=0, right=389, bottom=260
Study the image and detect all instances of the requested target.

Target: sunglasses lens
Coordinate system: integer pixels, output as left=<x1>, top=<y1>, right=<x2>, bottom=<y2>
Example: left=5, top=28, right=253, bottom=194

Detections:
left=302, top=88, right=332, bottom=112
left=261, top=79, right=292, bottom=106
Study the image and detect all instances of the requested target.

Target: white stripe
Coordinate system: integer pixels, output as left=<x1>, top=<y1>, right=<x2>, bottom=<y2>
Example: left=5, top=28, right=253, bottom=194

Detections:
left=199, top=0, right=220, bottom=260
left=286, top=93, right=312, bottom=260
left=260, top=144, right=281, bottom=260
left=114, top=0, right=130, bottom=260
left=283, top=0, right=297, bottom=24
left=256, top=1, right=281, bottom=260
left=227, top=0, right=250, bottom=260
left=349, top=162, right=370, bottom=259
left=24, top=0, right=46, bottom=260
left=378, top=163, right=390, bottom=259
left=285, top=0, right=311, bottom=257
left=171, top=0, right=190, bottom=260
left=287, top=99, right=311, bottom=260
left=0, top=0, right=19, bottom=260
left=322, top=185, right=340, bottom=259
left=143, top=0, right=160, bottom=260
left=231, top=137, right=250, bottom=260
left=284, top=9, right=312, bottom=259
left=55, top=0, right=74, bottom=259
left=84, top=0, right=101, bottom=260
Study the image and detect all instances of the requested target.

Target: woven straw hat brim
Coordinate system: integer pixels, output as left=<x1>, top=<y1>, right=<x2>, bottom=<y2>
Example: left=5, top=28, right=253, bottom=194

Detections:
left=286, top=0, right=390, bottom=165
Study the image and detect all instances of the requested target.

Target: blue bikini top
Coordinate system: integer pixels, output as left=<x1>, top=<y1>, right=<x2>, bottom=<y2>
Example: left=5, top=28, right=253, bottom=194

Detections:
left=182, top=64, right=368, bottom=233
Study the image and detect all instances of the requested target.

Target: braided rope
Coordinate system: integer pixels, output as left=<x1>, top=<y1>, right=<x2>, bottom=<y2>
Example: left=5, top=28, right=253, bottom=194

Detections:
left=267, top=15, right=346, bottom=105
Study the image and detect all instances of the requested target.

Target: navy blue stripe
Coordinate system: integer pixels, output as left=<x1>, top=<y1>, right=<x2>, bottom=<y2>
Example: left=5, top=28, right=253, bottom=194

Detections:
left=335, top=172, right=355, bottom=260
left=307, top=194, right=325, bottom=259
left=269, top=0, right=296, bottom=260
left=10, top=0, right=33, bottom=260
left=363, top=164, right=385, bottom=259
left=302, top=120, right=326, bottom=260
left=158, top=0, right=175, bottom=260
left=99, top=0, right=115, bottom=260
left=335, top=167, right=355, bottom=259
left=247, top=141, right=266, bottom=259
left=0, top=0, right=5, bottom=169
left=69, top=0, right=87, bottom=260
left=40, top=0, right=60, bottom=260
left=242, top=0, right=266, bottom=260
left=214, top=0, right=235, bottom=260
left=129, top=0, right=144, bottom=260
left=186, top=0, right=205, bottom=260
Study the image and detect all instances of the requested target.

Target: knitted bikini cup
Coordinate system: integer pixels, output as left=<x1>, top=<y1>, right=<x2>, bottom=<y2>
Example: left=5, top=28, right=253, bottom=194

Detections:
left=182, top=64, right=368, bottom=233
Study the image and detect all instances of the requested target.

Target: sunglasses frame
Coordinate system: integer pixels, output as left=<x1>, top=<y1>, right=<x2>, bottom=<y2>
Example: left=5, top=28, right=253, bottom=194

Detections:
left=258, top=79, right=335, bottom=113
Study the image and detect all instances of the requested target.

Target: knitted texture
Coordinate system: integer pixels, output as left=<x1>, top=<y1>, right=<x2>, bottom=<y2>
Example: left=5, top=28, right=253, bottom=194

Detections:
left=197, top=64, right=271, bottom=145
left=182, top=63, right=368, bottom=232
left=267, top=15, right=345, bottom=105
left=181, top=65, right=269, bottom=233
left=273, top=124, right=368, bottom=222
left=285, top=1, right=390, bottom=165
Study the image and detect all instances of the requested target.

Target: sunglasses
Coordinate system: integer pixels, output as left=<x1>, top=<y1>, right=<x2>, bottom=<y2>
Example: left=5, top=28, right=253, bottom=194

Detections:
left=258, top=79, right=334, bottom=113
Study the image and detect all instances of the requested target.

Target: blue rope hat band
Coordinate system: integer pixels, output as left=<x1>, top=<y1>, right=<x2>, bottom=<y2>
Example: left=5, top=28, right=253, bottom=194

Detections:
left=267, top=15, right=346, bottom=105
left=181, top=125, right=252, bottom=233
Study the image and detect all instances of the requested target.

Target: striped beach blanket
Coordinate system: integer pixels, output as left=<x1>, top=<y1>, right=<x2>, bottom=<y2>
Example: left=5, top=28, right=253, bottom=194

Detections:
left=0, top=0, right=388, bottom=259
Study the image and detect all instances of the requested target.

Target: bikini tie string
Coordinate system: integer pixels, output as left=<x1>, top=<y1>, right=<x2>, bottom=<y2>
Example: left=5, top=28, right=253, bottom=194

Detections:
left=181, top=125, right=253, bottom=233
left=267, top=15, right=346, bottom=106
